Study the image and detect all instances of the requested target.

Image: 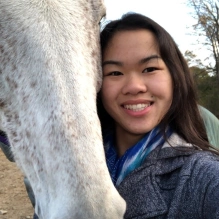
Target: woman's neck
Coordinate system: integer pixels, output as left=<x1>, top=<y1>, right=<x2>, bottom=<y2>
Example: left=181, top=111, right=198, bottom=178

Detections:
left=115, top=127, right=145, bottom=157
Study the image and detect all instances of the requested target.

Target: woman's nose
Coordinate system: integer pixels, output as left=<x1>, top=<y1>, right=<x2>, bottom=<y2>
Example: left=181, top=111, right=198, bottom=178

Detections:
left=122, top=74, right=147, bottom=95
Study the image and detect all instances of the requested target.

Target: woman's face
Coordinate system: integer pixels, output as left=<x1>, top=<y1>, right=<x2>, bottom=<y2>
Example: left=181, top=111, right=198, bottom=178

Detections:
left=101, top=30, right=173, bottom=144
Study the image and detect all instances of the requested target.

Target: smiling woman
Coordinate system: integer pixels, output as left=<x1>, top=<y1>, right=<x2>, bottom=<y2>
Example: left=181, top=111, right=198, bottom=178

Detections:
left=101, top=30, right=173, bottom=156
left=97, top=12, right=219, bottom=219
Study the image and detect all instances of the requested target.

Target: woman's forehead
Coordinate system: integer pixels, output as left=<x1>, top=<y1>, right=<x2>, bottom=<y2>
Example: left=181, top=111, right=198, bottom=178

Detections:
left=103, top=30, right=159, bottom=61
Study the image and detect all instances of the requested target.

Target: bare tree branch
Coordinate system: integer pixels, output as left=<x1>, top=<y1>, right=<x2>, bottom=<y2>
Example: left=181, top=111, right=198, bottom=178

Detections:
left=188, top=0, right=219, bottom=83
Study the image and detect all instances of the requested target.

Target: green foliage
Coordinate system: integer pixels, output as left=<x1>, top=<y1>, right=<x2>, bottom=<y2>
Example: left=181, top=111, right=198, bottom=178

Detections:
left=190, top=65, right=219, bottom=118
left=184, top=50, right=218, bottom=118
left=184, top=50, right=205, bottom=67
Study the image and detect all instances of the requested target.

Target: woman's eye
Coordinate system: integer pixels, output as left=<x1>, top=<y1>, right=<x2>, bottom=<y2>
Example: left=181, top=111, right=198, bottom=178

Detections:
left=143, top=67, right=158, bottom=73
left=108, top=71, right=122, bottom=76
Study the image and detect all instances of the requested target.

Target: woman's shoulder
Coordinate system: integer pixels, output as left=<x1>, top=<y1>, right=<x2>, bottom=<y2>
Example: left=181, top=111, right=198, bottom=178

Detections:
left=156, top=135, right=219, bottom=181
left=161, top=133, right=219, bottom=172
left=186, top=150, right=219, bottom=166
left=180, top=150, right=219, bottom=217
left=178, top=150, right=219, bottom=181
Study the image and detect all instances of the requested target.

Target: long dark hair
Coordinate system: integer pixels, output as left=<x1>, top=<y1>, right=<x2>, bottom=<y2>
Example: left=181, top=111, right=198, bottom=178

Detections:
left=98, top=12, right=218, bottom=153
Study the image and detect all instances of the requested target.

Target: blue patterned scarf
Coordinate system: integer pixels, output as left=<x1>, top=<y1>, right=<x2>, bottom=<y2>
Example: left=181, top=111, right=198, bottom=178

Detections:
left=105, top=126, right=172, bottom=186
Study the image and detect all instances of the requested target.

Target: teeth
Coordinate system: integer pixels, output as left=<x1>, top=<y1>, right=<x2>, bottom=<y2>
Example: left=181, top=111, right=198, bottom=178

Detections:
left=124, top=103, right=150, bottom=111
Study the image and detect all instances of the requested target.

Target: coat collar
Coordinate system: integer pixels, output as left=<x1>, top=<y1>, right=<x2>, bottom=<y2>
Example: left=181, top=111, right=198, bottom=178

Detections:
left=143, top=133, right=198, bottom=160
left=140, top=133, right=199, bottom=175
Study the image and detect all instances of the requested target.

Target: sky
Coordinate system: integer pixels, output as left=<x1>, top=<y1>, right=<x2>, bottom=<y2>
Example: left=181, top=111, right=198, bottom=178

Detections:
left=103, top=0, right=212, bottom=65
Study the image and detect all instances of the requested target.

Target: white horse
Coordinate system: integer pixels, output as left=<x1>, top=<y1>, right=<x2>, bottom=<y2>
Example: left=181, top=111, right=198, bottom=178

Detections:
left=0, top=0, right=126, bottom=218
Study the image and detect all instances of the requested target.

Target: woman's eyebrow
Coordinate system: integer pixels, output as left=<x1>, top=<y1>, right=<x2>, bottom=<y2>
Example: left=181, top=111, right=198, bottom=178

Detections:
left=139, top=55, right=161, bottom=64
left=102, top=60, right=123, bottom=67
left=102, top=55, right=161, bottom=67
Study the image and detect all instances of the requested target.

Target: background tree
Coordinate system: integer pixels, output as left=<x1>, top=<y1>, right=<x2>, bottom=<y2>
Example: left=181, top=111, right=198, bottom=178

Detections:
left=187, top=0, right=219, bottom=85
left=184, top=50, right=219, bottom=118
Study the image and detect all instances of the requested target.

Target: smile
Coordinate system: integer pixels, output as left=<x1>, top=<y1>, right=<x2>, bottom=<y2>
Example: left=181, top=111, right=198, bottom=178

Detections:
left=123, top=103, right=151, bottom=111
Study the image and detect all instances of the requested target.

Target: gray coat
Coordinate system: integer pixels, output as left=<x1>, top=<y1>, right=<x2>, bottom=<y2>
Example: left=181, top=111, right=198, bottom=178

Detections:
left=117, top=134, right=219, bottom=219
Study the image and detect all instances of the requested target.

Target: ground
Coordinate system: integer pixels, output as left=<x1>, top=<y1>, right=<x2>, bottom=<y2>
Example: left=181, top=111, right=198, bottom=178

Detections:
left=0, top=149, right=34, bottom=219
